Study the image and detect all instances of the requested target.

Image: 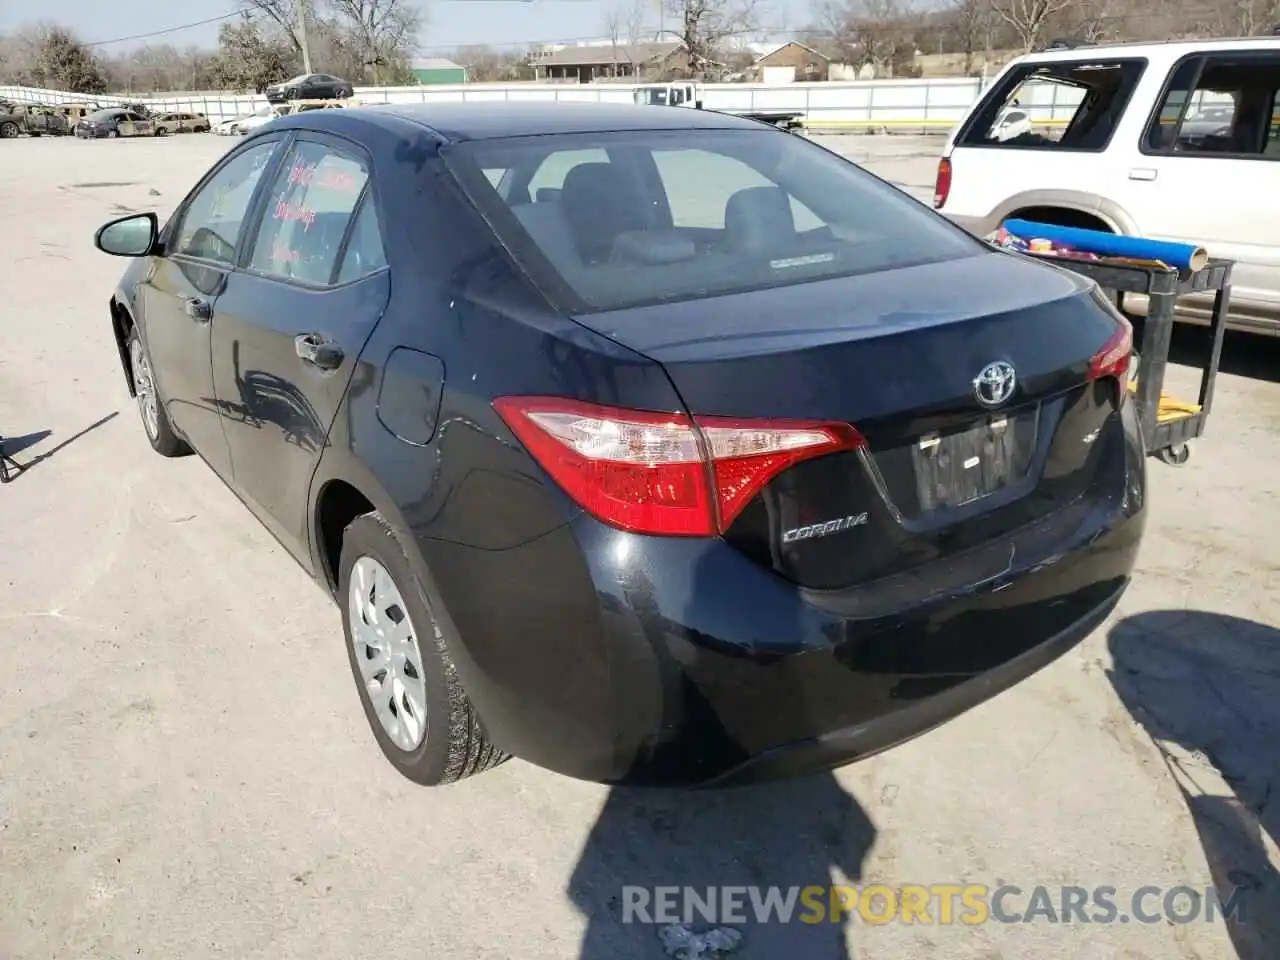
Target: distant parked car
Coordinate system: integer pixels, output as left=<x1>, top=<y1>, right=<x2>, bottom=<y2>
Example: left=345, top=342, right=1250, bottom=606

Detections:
left=153, top=111, right=212, bottom=135
left=264, top=72, right=355, bottom=103
left=75, top=108, right=156, bottom=139
left=22, top=105, right=71, bottom=137
left=0, top=101, right=22, bottom=139
left=235, top=104, right=290, bottom=135
left=282, top=98, right=354, bottom=116
left=213, top=116, right=245, bottom=136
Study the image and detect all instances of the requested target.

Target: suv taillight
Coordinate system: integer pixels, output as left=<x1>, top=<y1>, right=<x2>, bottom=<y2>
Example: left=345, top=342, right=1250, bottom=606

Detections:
left=493, top=397, right=865, bottom=537
left=933, top=157, right=952, bottom=209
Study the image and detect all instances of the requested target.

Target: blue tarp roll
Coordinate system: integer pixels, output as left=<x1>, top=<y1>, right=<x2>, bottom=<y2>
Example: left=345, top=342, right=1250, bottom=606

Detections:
left=1002, top=219, right=1209, bottom=273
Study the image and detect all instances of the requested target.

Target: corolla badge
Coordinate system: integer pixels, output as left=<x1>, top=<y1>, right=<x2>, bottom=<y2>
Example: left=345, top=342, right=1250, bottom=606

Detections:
left=973, top=360, right=1017, bottom=408
left=782, top=512, right=869, bottom=543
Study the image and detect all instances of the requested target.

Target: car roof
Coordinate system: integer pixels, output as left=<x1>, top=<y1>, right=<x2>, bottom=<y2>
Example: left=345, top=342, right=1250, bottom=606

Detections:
left=270, top=100, right=771, bottom=142
left=1014, top=35, right=1280, bottom=67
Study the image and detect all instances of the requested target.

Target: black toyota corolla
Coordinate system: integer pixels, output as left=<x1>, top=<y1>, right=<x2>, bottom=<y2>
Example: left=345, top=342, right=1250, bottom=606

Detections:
left=93, top=102, right=1146, bottom=788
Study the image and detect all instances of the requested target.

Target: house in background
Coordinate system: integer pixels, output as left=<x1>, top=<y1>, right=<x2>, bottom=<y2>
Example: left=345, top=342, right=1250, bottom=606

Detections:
left=530, top=42, right=688, bottom=83
left=412, top=57, right=468, bottom=85
left=749, top=41, right=831, bottom=82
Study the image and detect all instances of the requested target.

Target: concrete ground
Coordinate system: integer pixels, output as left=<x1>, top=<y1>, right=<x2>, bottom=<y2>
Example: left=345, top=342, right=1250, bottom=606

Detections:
left=1, top=131, right=1277, bottom=960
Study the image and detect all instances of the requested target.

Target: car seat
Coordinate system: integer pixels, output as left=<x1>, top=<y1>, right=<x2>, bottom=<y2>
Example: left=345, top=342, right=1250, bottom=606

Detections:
left=560, top=163, right=649, bottom=264
left=724, top=186, right=796, bottom=255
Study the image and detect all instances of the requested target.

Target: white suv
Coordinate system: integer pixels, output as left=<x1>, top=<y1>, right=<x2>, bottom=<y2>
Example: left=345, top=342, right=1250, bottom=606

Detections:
left=936, top=38, right=1280, bottom=334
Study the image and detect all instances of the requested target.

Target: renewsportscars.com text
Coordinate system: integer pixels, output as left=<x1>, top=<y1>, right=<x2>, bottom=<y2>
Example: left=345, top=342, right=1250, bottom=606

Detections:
left=621, top=884, right=1249, bottom=926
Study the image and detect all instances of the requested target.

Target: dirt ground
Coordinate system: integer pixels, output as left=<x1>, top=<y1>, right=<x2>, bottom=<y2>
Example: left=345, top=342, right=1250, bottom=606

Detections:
left=1, top=131, right=1277, bottom=960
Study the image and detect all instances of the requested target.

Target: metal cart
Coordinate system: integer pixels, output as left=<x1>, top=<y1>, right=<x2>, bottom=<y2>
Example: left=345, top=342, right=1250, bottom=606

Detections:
left=1025, top=254, right=1234, bottom=467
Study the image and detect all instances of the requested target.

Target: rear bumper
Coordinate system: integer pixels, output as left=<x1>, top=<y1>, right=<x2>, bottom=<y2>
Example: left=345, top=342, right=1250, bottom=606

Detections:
left=419, top=400, right=1147, bottom=788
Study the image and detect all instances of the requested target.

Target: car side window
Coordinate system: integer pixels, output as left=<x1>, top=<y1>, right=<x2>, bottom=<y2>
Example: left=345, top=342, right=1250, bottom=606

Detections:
left=247, top=139, right=371, bottom=285
left=1145, top=54, right=1280, bottom=158
left=335, top=196, right=388, bottom=284
left=173, top=141, right=279, bottom=265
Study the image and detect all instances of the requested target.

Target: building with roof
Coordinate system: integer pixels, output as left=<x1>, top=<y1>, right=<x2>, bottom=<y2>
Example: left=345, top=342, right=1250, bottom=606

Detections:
left=529, top=42, right=688, bottom=83
left=749, top=41, right=831, bottom=82
left=411, top=58, right=468, bottom=85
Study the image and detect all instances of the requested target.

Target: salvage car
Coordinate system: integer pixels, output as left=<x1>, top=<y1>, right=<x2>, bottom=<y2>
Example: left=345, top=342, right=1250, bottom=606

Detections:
left=153, top=111, right=211, bottom=135
left=0, top=100, right=22, bottom=139
left=22, top=105, right=72, bottom=136
left=92, top=103, right=1147, bottom=789
left=75, top=108, right=156, bottom=138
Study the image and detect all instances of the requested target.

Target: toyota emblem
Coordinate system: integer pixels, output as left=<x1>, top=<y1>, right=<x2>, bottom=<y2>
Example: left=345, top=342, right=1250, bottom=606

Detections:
left=973, top=361, right=1017, bottom=408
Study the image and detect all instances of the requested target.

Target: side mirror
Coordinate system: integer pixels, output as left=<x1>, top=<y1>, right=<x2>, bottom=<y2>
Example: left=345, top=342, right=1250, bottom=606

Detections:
left=94, top=212, right=159, bottom=258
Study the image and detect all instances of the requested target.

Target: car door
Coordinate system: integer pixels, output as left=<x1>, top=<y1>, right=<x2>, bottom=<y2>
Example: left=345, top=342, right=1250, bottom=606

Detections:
left=1117, top=51, right=1280, bottom=312
left=210, top=133, right=390, bottom=569
left=138, top=137, right=286, bottom=479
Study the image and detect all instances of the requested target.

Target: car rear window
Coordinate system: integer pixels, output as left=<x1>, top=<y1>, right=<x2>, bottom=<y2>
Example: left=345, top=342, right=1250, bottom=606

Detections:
left=958, top=58, right=1147, bottom=152
left=441, top=129, right=981, bottom=313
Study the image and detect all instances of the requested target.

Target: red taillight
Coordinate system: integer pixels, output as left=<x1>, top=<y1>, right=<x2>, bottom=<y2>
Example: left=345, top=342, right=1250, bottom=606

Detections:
left=493, top=397, right=865, bottom=537
left=933, top=157, right=952, bottom=209
left=1087, top=314, right=1134, bottom=383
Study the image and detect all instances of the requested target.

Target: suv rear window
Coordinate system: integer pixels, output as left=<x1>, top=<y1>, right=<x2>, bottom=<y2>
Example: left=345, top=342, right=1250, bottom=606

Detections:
left=959, top=58, right=1147, bottom=152
left=442, top=129, right=981, bottom=313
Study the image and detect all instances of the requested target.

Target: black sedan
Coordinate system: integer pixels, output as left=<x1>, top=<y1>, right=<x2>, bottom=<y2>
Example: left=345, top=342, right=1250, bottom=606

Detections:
left=264, top=72, right=355, bottom=103
left=92, top=103, right=1146, bottom=788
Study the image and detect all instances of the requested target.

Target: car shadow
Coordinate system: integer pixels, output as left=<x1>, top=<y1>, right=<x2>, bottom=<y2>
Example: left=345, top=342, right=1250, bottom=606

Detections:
left=1106, top=610, right=1280, bottom=960
left=568, top=563, right=875, bottom=958
left=1, top=412, right=117, bottom=482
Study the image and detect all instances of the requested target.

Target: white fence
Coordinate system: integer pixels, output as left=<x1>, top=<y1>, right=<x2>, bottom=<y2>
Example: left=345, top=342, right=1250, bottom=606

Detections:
left=0, top=76, right=1088, bottom=130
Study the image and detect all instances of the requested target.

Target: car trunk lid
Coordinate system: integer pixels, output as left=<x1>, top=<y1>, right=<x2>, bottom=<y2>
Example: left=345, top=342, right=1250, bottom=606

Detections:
left=572, top=250, right=1130, bottom=590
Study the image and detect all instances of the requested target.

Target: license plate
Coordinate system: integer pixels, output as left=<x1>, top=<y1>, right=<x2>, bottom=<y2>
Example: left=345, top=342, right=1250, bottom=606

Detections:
left=912, top=413, right=1032, bottom=510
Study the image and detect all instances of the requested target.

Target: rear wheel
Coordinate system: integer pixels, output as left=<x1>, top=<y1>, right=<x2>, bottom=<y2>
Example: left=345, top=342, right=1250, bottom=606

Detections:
left=0, top=122, right=18, bottom=138
left=339, top=512, right=508, bottom=786
left=126, top=327, right=190, bottom=457
left=107, top=128, right=118, bottom=138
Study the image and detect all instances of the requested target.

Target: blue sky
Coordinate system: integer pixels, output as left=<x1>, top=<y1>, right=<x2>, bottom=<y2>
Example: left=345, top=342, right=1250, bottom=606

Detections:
left=2, top=0, right=806, bottom=55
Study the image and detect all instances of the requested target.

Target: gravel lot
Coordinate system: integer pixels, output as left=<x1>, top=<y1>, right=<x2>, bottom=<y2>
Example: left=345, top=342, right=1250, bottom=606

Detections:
left=1, top=130, right=1277, bottom=960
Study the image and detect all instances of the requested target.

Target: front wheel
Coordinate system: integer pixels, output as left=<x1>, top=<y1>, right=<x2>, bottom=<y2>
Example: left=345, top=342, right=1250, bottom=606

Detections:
left=339, top=512, right=509, bottom=786
left=107, top=128, right=118, bottom=138
left=0, top=121, right=19, bottom=138
left=126, top=327, right=190, bottom=457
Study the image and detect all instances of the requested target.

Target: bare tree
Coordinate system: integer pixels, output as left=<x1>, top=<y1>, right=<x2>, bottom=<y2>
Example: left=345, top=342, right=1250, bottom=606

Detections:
left=326, top=0, right=421, bottom=83
left=989, top=0, right=1074, bottom=53
left=661, top=0, right=760, bottom=79
left=242, top=0, right=304, bottom=57
left=817, top=0, right=918, bottom=75
left=949, top=0, right=993, bottom=76
left=602, top=5, right=622, bottom=77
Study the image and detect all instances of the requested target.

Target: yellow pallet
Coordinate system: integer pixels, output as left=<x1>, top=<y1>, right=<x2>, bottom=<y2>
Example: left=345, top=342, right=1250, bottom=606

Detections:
left=1127, top=381, right=1201, bottom=423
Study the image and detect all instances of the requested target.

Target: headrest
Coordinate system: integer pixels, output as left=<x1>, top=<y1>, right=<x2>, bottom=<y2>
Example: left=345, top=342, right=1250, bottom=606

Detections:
left=724, top=186, right=796, bottom=254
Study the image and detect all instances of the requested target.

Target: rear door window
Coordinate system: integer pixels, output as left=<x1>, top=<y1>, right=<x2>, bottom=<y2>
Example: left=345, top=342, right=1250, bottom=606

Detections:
left=1143, top=53, right=1280, bottom=158
left=246, top=139, right=371, bottom=285
left=959, top=58, right=1147, bottom=152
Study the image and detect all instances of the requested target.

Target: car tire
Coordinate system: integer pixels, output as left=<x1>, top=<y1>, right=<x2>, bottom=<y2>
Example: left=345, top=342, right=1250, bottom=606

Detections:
left=155, top=127, right=167, bottom=136
left=126, top=326, right=190, bottom=457
left=339, top=511, right=509, bottom=786
left=0, top=121, right=19, bottom=138
left=107, top=128, right=118, bottom=138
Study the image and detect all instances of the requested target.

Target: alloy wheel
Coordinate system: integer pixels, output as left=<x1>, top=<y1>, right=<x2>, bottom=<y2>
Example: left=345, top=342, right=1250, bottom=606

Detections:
left=348, top=556, right=429, bottom=752
left=130, top=338, right=160, bottom=440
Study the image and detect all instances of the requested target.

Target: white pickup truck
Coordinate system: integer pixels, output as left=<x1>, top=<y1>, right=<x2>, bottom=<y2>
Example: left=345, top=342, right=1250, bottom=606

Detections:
left=633, top=82, right=805, bottom=133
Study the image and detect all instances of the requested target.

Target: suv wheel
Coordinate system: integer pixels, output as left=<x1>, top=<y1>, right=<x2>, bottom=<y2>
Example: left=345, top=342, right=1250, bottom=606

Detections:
left=339, top=512, right=509, bottom=786
left=0, top=121, right=19, bottom=138
left=127, top=327, right=189, bottom=457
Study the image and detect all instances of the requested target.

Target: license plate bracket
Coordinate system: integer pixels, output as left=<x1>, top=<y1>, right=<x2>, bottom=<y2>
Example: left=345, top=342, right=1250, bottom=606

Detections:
left=911, top=411, right=1036, bottom=511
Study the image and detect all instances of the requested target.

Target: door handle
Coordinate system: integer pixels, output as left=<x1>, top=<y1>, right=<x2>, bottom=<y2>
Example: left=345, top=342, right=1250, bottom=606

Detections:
left=295, top=333, right=344, bottom=370
left=183, top=297, right=212, bottom=321
left=1128, top=168, right=1158, bottom=181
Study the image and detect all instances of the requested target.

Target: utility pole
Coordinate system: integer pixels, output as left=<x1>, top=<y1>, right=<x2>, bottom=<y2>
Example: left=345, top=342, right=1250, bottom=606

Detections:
left=295, top=0, right=314, bottom=73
